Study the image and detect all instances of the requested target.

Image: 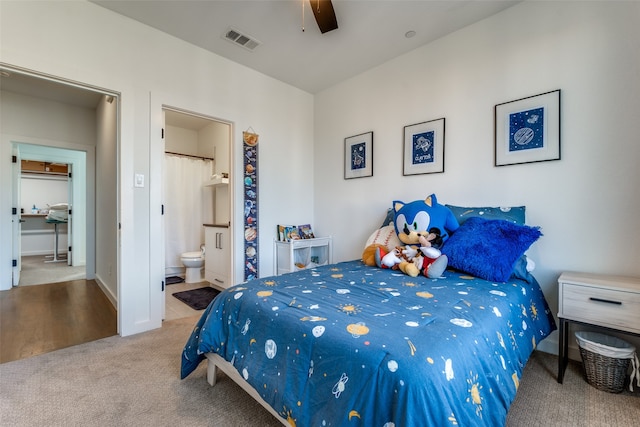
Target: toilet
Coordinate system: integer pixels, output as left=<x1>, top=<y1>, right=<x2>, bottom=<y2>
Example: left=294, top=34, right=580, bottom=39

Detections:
left=181, top=246, right=205, bottom=283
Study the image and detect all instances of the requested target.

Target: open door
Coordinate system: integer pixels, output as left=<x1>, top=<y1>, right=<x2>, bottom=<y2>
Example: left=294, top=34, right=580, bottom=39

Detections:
left=11, top=145, right=22, bottom=286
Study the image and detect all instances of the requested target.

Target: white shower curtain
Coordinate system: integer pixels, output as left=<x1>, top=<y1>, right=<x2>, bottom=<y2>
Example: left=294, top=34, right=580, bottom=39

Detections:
left=164, top=155, right=213, bottom=273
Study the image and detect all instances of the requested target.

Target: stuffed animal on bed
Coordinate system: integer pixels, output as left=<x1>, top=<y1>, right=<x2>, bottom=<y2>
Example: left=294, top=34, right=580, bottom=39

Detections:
left=362, top=243, right=388, bottom=267
left=375, top=194, right=459, bottom=278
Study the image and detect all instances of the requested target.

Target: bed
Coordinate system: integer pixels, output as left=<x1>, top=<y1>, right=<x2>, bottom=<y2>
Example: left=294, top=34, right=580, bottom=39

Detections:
left=182, top=263, right=555, bottom=425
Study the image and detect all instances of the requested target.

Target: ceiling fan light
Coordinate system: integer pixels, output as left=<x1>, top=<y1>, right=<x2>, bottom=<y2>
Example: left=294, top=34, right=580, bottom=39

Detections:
left=310, top=0, right=338, bottom=34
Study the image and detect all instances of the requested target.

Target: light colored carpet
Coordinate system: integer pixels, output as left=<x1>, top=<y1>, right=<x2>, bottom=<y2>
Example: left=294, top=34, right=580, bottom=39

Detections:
left=0, top=316, right=280, bottom=427
left=18, top=255, right=85, bottom=287
left=1, top=315, right=638, bottom=426
left=506, top=351, right=639, bottom=426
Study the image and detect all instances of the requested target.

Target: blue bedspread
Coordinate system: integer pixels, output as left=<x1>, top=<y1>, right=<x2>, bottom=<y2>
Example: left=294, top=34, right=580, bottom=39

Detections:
left=181, top=260, right=555, bottom=426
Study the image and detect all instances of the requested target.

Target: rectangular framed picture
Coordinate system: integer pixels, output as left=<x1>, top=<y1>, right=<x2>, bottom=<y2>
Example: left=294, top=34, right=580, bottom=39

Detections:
left=403, top=118, right=445, bottom=175
left=495, top=89, right=561, bottom=167
left=344, top=131, right=373, bottom=179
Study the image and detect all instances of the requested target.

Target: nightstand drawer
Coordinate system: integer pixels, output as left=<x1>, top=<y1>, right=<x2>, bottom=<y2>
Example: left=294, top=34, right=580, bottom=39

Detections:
left=561, top=283, right=640, bottom=333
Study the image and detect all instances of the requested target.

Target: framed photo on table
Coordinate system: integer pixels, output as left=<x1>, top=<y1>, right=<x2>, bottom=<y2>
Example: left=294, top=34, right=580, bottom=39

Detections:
left=495, top=89, right=561, bottom=166
left=344, top=131, right=373, bottom=179
left=403, top=118, right=445, bottom=175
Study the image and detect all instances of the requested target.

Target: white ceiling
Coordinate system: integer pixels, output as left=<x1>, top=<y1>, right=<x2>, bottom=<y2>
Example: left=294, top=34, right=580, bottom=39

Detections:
left=0, top=70, right=105, bottom=109
left=91, top=0, right=519, bottom=94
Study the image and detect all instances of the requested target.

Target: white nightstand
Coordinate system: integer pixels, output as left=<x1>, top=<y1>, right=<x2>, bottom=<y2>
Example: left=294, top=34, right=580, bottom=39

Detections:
left=557, top=271, right=640, bottom=383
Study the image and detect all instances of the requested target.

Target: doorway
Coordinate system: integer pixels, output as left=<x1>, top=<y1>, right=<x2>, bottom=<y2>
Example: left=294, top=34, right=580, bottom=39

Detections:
left=16, top=151, right=86, bottom=287
left=1, top=67, right=119, bottom=343
left=160, top=107, right=232, bottom=321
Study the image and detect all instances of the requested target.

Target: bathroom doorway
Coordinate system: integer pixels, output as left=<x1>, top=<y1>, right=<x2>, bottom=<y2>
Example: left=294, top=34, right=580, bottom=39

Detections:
left=160, top=107, right=232, bottom=321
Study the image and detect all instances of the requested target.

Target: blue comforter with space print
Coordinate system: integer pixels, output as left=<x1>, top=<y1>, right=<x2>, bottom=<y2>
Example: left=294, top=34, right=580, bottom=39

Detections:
left=181, top=260, right=555, bottom=426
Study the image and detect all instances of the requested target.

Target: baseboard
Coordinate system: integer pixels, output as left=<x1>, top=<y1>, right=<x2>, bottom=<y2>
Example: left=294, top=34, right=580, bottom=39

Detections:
left=165, top=267, right=185, bottom=276
left=21, top=250, right=56, bottom=257
left=94, top=275, right=117, bottom=310
left=537, top=331, right=583, bottom=362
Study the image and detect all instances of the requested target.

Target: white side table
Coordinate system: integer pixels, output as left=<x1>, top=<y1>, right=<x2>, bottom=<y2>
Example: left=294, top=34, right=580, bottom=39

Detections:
left=274, top=237, right=332, bottom=276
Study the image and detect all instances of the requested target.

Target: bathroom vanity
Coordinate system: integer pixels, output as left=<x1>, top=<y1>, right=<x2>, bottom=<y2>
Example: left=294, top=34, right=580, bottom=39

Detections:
left=204, top=224, right=230, bottom=289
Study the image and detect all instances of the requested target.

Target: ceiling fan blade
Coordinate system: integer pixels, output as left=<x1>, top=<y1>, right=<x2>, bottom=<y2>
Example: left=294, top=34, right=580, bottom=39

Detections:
left=309, top=0, right=338, bottom=34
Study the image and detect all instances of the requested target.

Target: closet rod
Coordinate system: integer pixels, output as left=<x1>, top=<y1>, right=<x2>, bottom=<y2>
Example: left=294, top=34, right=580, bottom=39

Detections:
left=165, top=151, right=214, bottom=161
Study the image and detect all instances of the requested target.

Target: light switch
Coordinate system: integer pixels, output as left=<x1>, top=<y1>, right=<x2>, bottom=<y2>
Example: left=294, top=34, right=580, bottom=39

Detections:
left=134, top=173, right=145, bottom=188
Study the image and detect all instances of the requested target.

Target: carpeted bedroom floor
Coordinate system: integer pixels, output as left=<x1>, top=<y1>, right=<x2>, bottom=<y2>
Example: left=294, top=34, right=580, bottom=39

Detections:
left=1, top=315, right=638, bottom=426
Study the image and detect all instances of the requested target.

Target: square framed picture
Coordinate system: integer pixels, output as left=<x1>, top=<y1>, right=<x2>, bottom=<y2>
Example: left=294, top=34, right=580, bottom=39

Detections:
left=344, top=131, right=373, bottom=179
left=403, top=118, right=445, bottom=175
left=495, top=89, right=561, bottom=166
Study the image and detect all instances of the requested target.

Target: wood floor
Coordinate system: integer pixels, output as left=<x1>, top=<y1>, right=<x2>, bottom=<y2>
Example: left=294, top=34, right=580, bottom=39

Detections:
left=0, top=279, right=117, bottom=364
left=0, top=274, right=209, bottom=364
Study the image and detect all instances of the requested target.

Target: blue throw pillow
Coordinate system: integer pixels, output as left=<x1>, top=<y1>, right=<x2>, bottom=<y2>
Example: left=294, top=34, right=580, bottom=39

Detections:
left=441, top=216, right=542, bottom=282
left=445, top=204, right=526, bottom=225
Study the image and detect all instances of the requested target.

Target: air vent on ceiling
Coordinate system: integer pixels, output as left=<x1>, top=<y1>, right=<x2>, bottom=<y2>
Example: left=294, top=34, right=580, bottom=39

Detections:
left=223, top=27, right=261, bottom=52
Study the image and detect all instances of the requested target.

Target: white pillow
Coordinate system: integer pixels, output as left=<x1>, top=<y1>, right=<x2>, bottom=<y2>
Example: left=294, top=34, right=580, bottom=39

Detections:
left=48, top=203, right=68, bottom=211
left=364, top=225, right=401, bottom=251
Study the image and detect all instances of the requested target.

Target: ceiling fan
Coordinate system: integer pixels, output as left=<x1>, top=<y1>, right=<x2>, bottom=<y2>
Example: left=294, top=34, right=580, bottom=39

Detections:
left=308, top=0, right=338, bottom=34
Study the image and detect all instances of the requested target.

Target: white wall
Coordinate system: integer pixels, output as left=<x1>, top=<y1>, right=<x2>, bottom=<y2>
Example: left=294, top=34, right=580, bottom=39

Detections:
left=1, top=90, right=97, bottom=143
left=199, top=122, right=232, bottom=225
left=0, top=1, right=314, bottom=335
left=20, top=175, right=67, bottom=215
left=165, top=125, right=199, bottom=156
left=20, top=175, right=68, bottom=256
left=205, top=122, right=230, bottom=176
left=95, top=95, right=118, bottom=305
left=313, top=1, right=640, bottom=356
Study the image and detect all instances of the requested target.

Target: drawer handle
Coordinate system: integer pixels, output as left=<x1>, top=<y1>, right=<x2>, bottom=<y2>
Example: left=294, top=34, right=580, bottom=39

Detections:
left=589, top=297, right=622, bottom=305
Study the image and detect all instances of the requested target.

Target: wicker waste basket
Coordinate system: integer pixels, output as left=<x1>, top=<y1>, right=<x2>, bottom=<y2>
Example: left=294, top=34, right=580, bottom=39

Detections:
left=575, top=331, right=636, bottom=393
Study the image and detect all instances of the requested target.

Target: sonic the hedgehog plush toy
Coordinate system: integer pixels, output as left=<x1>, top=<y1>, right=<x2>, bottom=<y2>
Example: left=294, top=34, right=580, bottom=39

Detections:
left=375, top=194, right=459, bottom=278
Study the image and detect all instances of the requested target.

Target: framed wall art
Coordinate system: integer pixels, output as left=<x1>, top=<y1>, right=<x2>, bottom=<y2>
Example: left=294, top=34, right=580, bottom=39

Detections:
left=403, top=118, right=445, bottom=175
left=495, top=89, right=561, bottom=167
left=344, top=131, right=373, bottom=179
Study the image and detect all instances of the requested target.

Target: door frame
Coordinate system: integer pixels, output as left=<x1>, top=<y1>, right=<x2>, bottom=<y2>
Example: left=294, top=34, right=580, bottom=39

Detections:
left=0, top=64, right=120, bottom=331
left=149, top=100, right=234, bottom=322
left=12, top=144, right=87, bottom=284
left=11, top=145, right=22, bottom=286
